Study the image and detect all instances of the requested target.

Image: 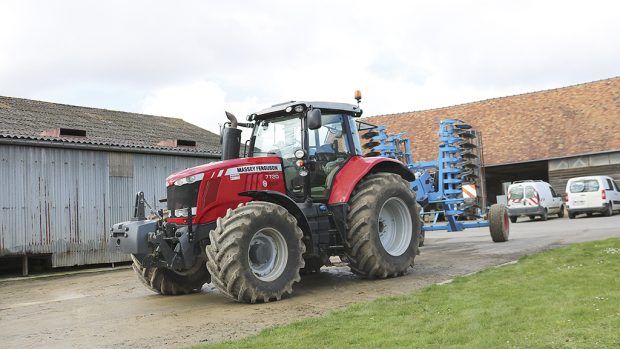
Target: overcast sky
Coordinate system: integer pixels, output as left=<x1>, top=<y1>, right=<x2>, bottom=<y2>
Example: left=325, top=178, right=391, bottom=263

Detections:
left=1, top=1, right=619, bottom=137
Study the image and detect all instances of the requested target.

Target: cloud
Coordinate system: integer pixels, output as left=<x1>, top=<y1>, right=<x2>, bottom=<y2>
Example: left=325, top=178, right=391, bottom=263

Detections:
left=1, top=0, right=619, bottom=126
left=141, top=80, right=263, bottom=137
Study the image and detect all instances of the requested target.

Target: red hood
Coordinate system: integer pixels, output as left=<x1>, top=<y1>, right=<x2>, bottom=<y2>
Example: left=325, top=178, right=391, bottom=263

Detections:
left=166, top=156, right=281, bottom=186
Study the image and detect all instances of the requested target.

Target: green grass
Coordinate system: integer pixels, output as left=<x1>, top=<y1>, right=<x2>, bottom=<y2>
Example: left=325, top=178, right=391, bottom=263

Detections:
left=201, top=238, right=620, bottom=349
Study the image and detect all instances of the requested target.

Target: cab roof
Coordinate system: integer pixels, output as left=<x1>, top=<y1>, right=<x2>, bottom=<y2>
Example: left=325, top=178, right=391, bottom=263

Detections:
left=251, top=101, right=363, bottom=120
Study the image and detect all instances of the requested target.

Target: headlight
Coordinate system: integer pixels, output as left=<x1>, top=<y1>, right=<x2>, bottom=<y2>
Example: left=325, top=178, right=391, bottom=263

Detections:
left=174, top=173, right=204, bottom=186
left=175, top=207, right=197, bottom=217
left=294, top=149, right=305, bottom=159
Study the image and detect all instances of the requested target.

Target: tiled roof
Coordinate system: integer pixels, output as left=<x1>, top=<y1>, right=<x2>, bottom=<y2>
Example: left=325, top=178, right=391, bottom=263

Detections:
left=366, top=77, right=620, bottom=166
left=0, top=96, right=221, bottom=156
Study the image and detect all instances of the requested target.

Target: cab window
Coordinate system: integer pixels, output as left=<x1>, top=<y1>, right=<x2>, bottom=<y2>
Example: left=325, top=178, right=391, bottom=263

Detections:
left=251, top=115, right=305, bottom=199
left=308, top=114, right=352, bottom=199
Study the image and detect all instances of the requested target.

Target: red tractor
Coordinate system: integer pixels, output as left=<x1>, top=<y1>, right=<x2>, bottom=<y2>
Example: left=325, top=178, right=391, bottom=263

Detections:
left=110, top=98, right=422, bottom=303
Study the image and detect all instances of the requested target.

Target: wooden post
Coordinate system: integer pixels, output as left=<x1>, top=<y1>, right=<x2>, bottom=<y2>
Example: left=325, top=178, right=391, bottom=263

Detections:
left=22, top=254, right=28, bottom=276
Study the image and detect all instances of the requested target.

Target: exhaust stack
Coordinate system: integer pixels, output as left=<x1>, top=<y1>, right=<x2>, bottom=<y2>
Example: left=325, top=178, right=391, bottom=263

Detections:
left=221, top=111, right=242, bottom=160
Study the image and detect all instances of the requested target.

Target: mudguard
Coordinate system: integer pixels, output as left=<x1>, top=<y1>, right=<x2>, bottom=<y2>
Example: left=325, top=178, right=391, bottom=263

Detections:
left=328, top=156, right=415, bottom=204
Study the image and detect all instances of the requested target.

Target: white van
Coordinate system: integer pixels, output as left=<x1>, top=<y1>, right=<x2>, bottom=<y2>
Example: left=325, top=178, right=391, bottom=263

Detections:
left=565, top=176, right=620, bottom=218
left=507, top=180, right=564, bottom=222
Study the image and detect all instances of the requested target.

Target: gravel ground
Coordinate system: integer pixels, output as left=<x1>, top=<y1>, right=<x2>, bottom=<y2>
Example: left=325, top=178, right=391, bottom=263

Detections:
left=1, top=214, right=619, bottom=348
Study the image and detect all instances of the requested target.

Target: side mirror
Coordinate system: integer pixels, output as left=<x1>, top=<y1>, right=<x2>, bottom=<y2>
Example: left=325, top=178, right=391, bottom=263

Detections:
left=307, top=109, right=322, bottom=130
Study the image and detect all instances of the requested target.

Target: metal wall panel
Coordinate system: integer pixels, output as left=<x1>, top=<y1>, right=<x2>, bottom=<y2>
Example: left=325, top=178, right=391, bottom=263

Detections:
left=0, top=144, right=211, bottom=267
left=548, top=161, right=620, bottom=196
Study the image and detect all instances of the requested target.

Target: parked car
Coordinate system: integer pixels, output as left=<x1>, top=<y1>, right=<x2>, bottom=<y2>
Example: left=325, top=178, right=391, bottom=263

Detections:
left=565, top=175, right=620, bottom=219
left=507, top=180, right=564, bottom=222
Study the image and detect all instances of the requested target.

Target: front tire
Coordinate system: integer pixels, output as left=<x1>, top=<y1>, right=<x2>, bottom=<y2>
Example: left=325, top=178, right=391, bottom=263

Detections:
left=131, top=254, right=210, bottom=295
left=558, top=205, right=565, bottom=218
left=510, top=216, right=518, bottom=223
left=345, top=173, right=418, bottom=279
left=604, top=203, right=613, bottom=217
left=540, top=209, right=548, bottom=221
left=206, top=201, right=305, bottom=303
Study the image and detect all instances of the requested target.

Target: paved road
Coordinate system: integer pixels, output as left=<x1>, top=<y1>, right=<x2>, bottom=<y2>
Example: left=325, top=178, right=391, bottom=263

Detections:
left=1, top=214, right=619, bottom=348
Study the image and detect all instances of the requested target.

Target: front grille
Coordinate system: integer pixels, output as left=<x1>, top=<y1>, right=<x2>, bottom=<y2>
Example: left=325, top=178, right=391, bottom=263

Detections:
left=167, top=181, right=201, bottom=216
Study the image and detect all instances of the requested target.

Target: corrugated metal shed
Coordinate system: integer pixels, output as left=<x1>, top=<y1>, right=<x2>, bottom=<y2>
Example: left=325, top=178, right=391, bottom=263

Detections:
left=0, top=95, right=221, bottom=155
left=0, top=96, right=222, bottom=268
left=0, top=144, right=211, bottom=267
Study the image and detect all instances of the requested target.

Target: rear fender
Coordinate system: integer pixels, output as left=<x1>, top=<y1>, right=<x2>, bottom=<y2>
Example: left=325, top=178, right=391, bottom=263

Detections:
left=239, top=190, right=313, bottom=254
left=328, top=156, right=414, bottom=204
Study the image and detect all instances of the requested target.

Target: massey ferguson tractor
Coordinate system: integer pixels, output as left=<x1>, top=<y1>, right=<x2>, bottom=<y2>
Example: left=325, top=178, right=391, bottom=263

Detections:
left=110, top=94, right=509, bottom=303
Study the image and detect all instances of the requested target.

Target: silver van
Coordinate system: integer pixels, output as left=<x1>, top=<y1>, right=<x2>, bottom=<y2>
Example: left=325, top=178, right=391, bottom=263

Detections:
left=565, top=176, right=620, bottom=218
left=507, top=180, right=564, bottom=222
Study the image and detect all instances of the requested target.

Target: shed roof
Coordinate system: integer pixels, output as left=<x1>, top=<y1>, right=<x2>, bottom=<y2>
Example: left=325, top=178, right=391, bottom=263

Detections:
left=0, top=96, right=221, bottom=156
left=366, top=76, right=620, bottom=166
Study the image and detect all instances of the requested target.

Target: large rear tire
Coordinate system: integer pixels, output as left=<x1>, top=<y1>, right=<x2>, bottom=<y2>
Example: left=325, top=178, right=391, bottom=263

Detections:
left=131, top=254, right=210, bottom=295
left=206, top=201, right=305, bottom=303
left=418, top=229, right=425, bottom=247
left=489, top=204, right=509, bottom=242
left=415, top=204, right=425, bottom=248
left=345, top=173, right=418, bottom=278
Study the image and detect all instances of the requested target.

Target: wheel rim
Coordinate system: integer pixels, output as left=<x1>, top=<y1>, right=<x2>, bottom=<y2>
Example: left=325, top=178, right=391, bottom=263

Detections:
left=378, top=197, right=413, bottom=256
left=248, top=228, right=288, bottom=282
left=503, top=211, right=509, bottom=235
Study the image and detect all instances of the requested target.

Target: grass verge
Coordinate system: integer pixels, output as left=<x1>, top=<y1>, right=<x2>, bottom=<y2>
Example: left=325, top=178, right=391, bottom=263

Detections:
left=201, top=238, right=620, bottom=348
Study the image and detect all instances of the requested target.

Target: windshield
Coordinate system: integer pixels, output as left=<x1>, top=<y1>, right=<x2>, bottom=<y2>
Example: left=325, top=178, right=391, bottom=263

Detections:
left=252, top=115, right=302, bottom=158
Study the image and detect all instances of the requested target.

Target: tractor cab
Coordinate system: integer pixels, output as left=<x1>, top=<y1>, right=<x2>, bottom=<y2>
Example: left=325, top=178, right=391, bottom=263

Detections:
left=246, top=102, right=363, bottom=202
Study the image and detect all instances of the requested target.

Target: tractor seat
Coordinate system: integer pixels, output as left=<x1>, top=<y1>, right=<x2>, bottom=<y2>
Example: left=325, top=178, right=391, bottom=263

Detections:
left=314, top=144, right=337, bottom=162
left=310, top=159, right=343, bottom=197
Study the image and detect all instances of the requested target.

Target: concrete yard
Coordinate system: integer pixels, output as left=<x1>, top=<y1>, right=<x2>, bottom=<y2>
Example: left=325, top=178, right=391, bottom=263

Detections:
left=1, top=214, right=619, bottom=348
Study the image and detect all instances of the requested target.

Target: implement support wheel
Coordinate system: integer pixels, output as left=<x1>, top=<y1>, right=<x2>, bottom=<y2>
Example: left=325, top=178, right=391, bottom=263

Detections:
left=489, top=204, right=510, bottom=243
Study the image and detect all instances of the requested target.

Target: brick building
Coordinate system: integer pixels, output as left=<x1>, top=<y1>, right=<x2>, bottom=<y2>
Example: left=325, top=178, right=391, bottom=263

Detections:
left=367, top=77, right=620, bottom=203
